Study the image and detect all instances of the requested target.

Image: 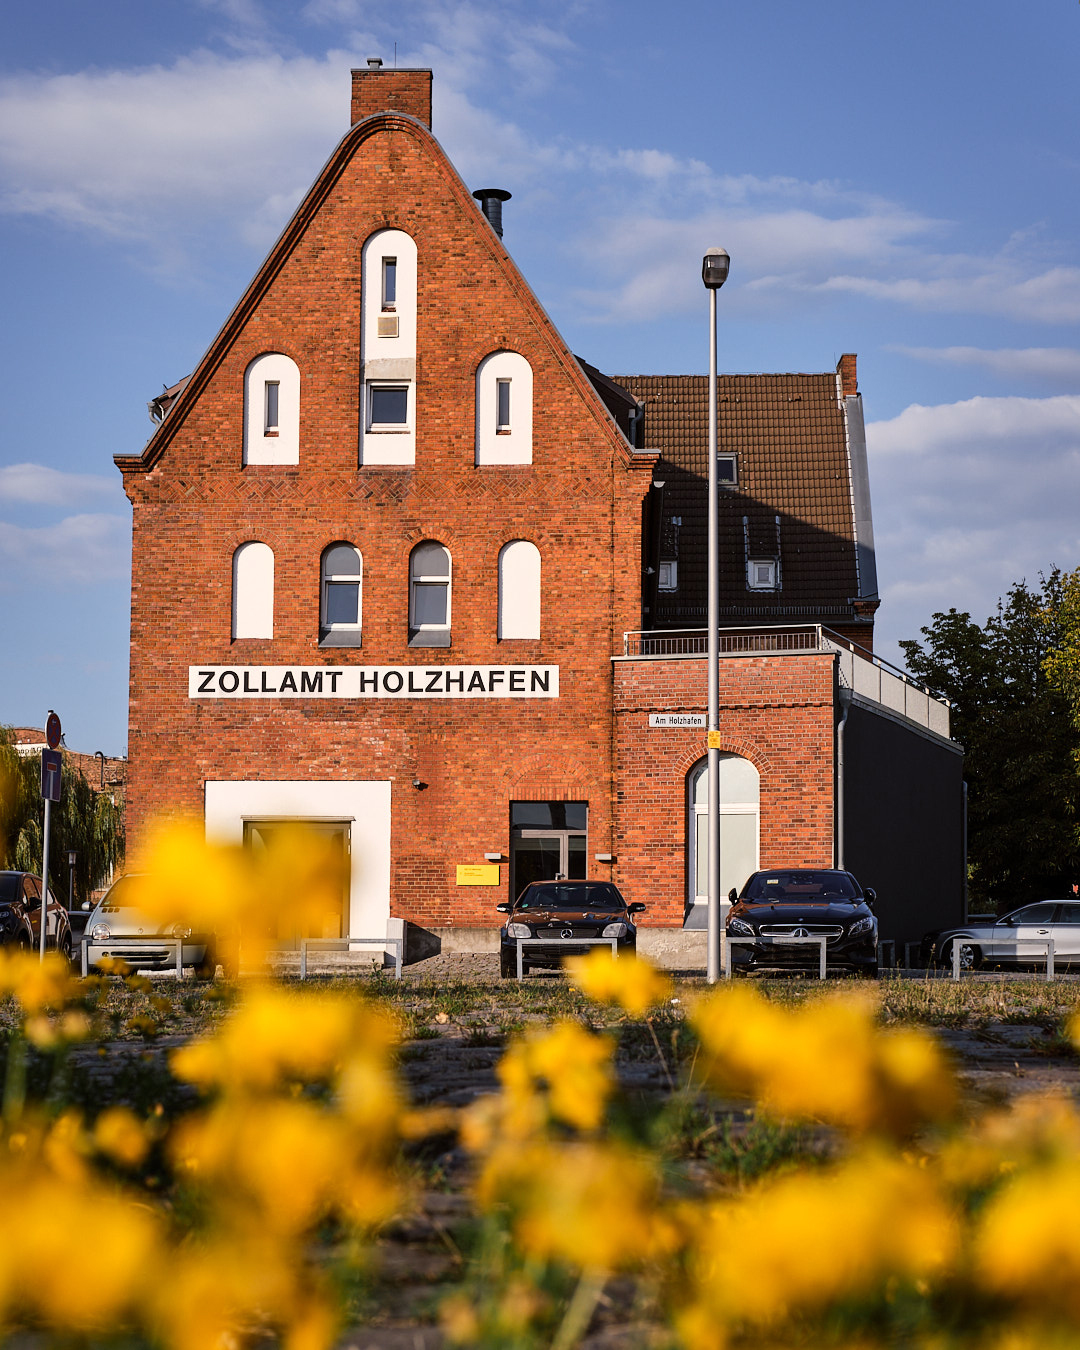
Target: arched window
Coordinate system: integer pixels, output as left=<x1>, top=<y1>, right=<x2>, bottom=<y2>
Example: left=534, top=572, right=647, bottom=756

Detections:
left=409, top=541, right=451, bottom=647
left=360, top=228, right=418, bottom=466
left=498, top=540, right=541, bottom=639
left=320, top=543, right=363, bottom=646
left=687, top=755, right=760, bottom=921
left=244, top=353, right=300, bottom=465
left=232, top=542, right=274, bottom=639
left=475, top=350, right=533, bottom=465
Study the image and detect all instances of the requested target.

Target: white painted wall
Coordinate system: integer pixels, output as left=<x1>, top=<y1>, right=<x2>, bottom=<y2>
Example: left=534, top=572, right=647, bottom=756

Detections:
left=204, top=779, right=393, bottom=942
left=360, top=228, right=417, bottom=466
left=476, top=350, right=533, bottom=465
left=498, top=539, right=541, bottom=639
left=232, top=541, right=274, bottom=639
left=243, top=353, right=301, bottom=465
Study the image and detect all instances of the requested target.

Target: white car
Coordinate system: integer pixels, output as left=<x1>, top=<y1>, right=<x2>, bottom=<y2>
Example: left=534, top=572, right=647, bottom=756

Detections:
left=83, top=874, right=222, bottom=977
left=924, top=900, right=1080, bottom=970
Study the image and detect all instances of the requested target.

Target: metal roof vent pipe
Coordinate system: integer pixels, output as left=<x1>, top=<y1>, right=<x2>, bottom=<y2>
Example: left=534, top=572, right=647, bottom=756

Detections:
left=472, top=188, right=511, bottom=239
left=366, top=56, right=383, bottom=68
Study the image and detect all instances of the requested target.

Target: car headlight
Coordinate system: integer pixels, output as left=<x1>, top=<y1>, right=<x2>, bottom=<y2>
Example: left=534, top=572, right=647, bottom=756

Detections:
left=91, top=924, right=111, bottom=941
left=728, top=917, right=755, bottom=936
left=168, top=924, right=193, bottom=939
left=602, top=922, right=628, bottom=938
left=848, top=916, right=876, bottom=937
left=506, top=922, right=531, bottom=939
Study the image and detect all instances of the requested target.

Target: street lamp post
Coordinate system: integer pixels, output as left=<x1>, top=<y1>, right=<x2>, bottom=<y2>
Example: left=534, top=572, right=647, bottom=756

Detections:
left=702, top=247, right=730, bottom=982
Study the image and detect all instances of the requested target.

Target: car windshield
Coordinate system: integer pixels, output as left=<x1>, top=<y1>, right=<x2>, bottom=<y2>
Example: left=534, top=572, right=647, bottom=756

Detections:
left=742, top=871, right=859, bottom=901
left=98, top=875, right=141, bottom=913
left=0, top=873, right=20, bottom=903
left=517, top=883, right=624, bottom=911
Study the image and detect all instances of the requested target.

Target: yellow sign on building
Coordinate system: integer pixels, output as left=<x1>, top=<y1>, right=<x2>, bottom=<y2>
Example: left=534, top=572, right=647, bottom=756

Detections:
left=456, top=864, right=501, bottom=886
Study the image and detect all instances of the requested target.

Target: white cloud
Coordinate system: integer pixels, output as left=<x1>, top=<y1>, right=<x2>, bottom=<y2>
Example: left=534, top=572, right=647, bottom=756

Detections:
left=0, top=514, right=130, bottom=587
left=894, top=346, right=1080, bottom=386
left=867, top=395, right=1080, bottom=657
left=0, top=463, right=127, bottom=508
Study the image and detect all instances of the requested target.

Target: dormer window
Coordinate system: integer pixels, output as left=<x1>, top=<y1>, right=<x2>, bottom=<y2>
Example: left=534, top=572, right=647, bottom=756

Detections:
left=747, top=559, right=778, bottom=590
left=718, top=454, right=738, bottom=486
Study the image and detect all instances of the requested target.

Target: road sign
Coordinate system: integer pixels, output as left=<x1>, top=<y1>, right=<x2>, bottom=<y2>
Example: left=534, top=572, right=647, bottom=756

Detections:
left=45, top=711, right=61, bottom=749
left=41, top=749, right=62, bottom=803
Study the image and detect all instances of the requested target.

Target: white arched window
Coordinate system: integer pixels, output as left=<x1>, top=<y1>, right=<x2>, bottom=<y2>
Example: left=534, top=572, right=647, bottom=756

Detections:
left=476, top=350, right=533, bottom=465
left=244, top=353, right=300, bottom=465
left=232, top=542, right=274, bottom=639
left=687, top=755, right=760, bottom=919
left=409, top=541, right=451, bottom=647
left=360, top=228, right=418, bottom=466
left=498, top=540, right=541, bottom=639
left=320, top=543, right=363, bottom=646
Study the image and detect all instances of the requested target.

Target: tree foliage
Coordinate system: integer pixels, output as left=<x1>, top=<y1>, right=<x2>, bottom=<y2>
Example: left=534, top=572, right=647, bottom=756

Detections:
left=0, top=728, right=124, bottom=905
left=900, top=572, right=1080, bottom=913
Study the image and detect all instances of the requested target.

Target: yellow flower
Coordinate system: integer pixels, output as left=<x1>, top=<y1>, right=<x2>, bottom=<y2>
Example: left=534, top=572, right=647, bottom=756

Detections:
left=974, top=1159, right=1080, bottom=1312
left=95, top=1107, right=152, bottom=1168
left=476, top=1138, right=667, bottom=1271
left=495, top=1019, right=615, bottom=1135
left=0, top=949, right=77, bottom=1013
left=565, top=949, right=672, bottom=1016
left=692, top=984, right=955, bottom=1135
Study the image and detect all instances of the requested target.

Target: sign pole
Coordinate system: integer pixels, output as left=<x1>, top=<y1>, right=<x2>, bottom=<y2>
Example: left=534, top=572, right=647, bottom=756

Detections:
left=39, top=796, right=52, bottom=961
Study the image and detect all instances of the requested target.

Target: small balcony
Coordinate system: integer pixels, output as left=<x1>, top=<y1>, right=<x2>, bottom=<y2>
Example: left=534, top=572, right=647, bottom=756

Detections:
left=617, top=625, right=952, bottom=741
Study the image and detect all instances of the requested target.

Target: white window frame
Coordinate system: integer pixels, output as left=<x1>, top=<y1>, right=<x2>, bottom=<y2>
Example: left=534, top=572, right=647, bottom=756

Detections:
left=747, top=558, right=778, bottom=591
left=658, top=560, right=678, bottom=592
left=244, top=353, right=299, bottom=465
left=496, top=378, right=512, bottom=432
left=498, top=540, right=541, bottom=640
left=320, top=543, right=363, bottom=645
left=367, top=382, right=411, bottom=432
left=360, top=229, right=417, bottom=465
left=409, top=542, right=452, bottom=645
left=232, top=541, right=274, bottom=640
left=476, top=350, right=532, bottom=465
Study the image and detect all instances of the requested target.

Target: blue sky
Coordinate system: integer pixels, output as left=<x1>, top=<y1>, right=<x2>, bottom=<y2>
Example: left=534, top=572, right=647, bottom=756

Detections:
left=2, top=0, right=1079, bottom=755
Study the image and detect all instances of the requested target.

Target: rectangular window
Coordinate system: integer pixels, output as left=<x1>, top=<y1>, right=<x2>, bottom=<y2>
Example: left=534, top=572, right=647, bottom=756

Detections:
left=368, top=384, right=409, bottom=429
left=382, top=257, right=397, bottom=309
left=325, top=581, right=359, bottom=626
left=412, top=582, right=448, bottom=627
left=717, top=453, right=737, bottom=486
left=747, top=559, right=778, bottom=590
left=264, top=381, right=280, bottom=435
left=496, top=378, right=511, bottom=431
left=658, top=560, right=678, bottom=592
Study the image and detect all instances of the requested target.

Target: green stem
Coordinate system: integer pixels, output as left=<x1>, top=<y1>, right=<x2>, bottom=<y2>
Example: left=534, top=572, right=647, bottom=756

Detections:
left=551, top=1266, right=606, bottom=1350
left=3, top=1030, right=27, bottom=1125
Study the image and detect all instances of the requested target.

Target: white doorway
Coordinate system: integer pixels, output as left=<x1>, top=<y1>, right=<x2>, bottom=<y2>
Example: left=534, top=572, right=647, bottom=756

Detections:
left=687, top=756, right=760, bottom=926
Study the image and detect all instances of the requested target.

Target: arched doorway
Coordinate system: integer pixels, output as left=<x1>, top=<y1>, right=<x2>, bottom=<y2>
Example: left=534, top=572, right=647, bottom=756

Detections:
left=686, top=755, right=760, bottom=926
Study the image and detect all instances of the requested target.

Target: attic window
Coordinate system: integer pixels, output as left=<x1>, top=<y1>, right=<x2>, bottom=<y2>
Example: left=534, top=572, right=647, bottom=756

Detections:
left=747, top=559, right=778, bottom=591
left=658, top=561, right=678, bottom=592
left=496, top=379, right=511, bottom=432
left=264, top=381, right=280, bottom=435
left=717, top=454, right=737, bottom=486
left=382, top=258, right=397, bottom=309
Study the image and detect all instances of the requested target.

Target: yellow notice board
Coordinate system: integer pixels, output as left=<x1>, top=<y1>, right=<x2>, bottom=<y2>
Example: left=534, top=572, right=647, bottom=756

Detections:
left=456, top=864, right=501, bottom=887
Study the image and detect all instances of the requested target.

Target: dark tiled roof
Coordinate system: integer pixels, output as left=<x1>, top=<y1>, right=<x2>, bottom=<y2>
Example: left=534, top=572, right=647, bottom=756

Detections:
left=611, top=372, right=861, bottom=627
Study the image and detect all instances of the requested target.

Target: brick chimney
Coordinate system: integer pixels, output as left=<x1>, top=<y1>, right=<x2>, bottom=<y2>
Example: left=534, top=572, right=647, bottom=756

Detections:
left=351, top=61, right=432, bottom=128
left=837, top=353, right=858, bottom=397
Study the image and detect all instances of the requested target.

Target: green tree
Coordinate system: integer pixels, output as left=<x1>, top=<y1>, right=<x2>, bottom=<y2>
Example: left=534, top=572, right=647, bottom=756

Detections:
left=900, top=573, right=1080, bottom=913
left=0, top=728, right=124, bottom=905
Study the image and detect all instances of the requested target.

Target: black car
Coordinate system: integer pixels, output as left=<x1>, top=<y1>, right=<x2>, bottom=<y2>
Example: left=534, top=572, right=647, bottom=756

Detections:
left=497, top=880, right=645, bottom=978
left=0, top=871, right=74, bottom=960
left=726, top=868, right=878, bottom=976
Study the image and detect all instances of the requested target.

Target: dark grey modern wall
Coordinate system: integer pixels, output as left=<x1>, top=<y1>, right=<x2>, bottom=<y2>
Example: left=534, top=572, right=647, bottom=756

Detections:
left=841, top=701, right=965, bottom=949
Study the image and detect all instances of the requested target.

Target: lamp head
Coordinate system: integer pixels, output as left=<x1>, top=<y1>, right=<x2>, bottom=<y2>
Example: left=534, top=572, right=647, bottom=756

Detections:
left=702, top=247, right=730, bottom=290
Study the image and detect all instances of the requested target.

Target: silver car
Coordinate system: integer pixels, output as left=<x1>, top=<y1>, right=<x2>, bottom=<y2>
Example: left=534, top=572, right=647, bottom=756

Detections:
left=83, top=874, right=220, bottom=977
left=924, top=900, right=1080, bottom=970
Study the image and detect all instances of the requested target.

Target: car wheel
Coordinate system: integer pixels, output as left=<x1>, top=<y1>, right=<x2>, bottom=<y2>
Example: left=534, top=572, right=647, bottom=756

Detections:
left=194, top=951, right=218, bottom=981
left=58, top=932, right=73, bottom=964
left=858, top=963, right=879, bottom=979
left=499, top=952, right=517, bottom=979
left=945, top=939, right=981, bottom=971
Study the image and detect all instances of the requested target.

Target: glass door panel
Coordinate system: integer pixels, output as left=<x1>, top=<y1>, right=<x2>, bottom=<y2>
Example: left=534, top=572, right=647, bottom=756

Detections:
left=567, top=834, right=587, bottom=879
left=511, top=836, right=563, bottom=899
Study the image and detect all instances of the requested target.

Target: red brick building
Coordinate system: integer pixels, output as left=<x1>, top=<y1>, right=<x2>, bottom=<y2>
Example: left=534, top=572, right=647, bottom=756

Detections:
left=116, top=66, right=963, bottom=958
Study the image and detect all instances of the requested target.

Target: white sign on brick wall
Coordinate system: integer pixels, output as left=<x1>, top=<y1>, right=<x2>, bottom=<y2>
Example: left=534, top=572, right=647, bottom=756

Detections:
left=189, top=665, right=559, bottom=699
left=648, top=713, right=706, bottom=729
